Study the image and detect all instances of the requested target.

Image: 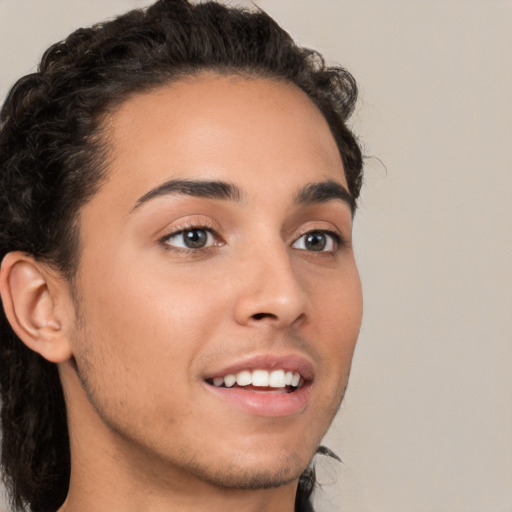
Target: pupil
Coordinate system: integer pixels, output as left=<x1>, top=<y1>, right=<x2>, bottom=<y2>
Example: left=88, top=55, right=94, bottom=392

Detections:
left=306, top=232, right=326, bottom=251
left=184, top=229, right=207, bottom=248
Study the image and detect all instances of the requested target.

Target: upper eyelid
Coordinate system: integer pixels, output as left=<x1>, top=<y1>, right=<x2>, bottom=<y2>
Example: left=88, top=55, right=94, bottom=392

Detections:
left=160, top=228, right=219, bottom=248
left=159, top=218, right=219, bottom=239
left=291, top=223, right=344, bottom=242
left=166, top=224, right=216, bottom=237
left=294, top=229, right=343, bottom=246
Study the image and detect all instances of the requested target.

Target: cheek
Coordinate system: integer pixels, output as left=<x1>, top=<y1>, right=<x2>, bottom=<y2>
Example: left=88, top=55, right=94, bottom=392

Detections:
left=308, top=265, right=362, bottom=368
left=74, top=255, right=228, bottom=369
left=69, top=268, right=225, bottom=430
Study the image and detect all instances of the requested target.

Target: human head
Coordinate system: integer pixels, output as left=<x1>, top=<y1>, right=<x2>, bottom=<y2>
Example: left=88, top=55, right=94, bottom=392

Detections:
left=0, top=1, right=363, bottom=511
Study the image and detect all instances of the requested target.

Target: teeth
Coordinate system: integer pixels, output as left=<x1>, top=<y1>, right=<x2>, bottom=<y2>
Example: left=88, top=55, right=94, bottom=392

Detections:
left=213, top=377, right=224, bottom=387
left=224, top=374, right=236, bottom=387
left=269, top=369, right=286, bottom=388
left=252, top=370, right=270, bottom=387
left=236, top=370, right=252, bottom=386
left=211, top=369, right=302, bottom=389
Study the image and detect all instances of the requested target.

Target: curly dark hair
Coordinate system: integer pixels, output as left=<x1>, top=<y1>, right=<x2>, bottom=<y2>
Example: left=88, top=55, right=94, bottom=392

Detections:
left=0, top=1, right=363, bottom=510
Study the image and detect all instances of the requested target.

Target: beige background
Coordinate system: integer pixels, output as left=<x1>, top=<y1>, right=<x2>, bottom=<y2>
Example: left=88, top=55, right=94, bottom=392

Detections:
left=1, top=1, right=511, bottom=511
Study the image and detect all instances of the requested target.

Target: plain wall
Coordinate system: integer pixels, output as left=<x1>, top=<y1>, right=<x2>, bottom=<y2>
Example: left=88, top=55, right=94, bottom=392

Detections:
left=1, top=1, right=511, bottom=511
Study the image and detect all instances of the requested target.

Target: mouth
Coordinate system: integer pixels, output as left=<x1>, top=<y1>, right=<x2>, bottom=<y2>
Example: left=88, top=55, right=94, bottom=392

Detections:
left=205, top=368, right=306, bottom=394
left=202, top=355, right=314, bottom=417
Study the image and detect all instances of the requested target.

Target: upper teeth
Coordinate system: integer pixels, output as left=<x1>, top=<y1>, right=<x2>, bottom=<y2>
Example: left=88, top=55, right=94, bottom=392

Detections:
left=212, top=369, right=301, bottom=388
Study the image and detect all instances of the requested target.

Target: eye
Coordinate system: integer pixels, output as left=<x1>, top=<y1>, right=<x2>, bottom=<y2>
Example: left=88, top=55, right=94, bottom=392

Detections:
left=292, top=230, right=339, bottom=252
left=163, top=228, right=216, bottom=250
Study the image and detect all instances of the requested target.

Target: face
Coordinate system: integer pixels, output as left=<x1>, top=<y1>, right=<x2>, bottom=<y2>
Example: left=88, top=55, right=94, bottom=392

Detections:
left=63, top=74, right=362, bottom=491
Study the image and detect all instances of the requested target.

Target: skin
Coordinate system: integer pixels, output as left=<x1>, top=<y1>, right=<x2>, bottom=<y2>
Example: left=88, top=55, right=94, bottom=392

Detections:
left=3, top=74, right=363, bottom=512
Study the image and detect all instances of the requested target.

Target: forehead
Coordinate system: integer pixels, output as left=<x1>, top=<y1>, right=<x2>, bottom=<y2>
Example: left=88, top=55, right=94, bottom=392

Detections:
left=102, top=73, right=346, bottom=193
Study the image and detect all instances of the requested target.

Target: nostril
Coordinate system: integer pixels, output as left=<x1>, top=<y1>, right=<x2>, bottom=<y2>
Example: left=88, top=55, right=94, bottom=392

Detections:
left=252, top=312, right=277, bottom=321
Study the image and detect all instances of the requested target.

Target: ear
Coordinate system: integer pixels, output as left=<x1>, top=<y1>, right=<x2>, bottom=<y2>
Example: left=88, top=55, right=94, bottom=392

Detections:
left=0, top=251, right=73, bottom=363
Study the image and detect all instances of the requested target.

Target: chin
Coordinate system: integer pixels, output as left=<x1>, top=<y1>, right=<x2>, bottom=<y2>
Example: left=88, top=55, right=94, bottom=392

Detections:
left=171, top=438, right=318, bottom=492
left=189, top=452, right=310, bottom=490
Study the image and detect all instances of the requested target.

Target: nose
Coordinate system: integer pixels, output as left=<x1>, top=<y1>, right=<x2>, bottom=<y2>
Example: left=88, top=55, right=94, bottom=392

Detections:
left=232, top=241, right=309, bottom=329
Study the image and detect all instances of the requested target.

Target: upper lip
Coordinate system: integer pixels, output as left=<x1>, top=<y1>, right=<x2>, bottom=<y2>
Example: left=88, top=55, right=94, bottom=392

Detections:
left=203, top=352, right=315, bottom=381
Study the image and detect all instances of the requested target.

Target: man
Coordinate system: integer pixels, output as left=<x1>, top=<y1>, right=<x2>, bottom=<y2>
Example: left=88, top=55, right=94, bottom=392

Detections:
left=0, top=1, right=364, bottom=511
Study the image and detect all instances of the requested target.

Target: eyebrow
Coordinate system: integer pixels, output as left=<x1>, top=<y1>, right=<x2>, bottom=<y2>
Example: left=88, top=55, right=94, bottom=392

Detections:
left=295, top=180, right=355, bottom=214
left=131, top=178, right=354, bottom=214
left=131, top=179, right=244, bottom=212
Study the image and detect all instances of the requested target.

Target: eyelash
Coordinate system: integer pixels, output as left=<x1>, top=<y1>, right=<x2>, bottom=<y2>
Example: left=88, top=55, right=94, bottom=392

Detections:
left=159, top=224, right=344, bottom=254
left=292, top=228, right=344, bottom=253
left=159, top=221, right=222, bottom=254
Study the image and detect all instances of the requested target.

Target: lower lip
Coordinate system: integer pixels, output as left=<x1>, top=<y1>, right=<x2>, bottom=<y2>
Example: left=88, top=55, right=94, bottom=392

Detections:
left=204, top=382, right=312, bottom=418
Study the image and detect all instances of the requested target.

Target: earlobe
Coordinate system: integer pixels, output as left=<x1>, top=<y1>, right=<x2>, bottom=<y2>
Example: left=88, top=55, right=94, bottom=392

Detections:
left=0, top=252, right=73, bottom=363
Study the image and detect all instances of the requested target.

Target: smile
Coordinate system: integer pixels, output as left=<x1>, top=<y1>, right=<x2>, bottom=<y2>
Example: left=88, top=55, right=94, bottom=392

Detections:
left=202, top=353, right=314, bottom=416
left=206, top=368, right=304, bottom=392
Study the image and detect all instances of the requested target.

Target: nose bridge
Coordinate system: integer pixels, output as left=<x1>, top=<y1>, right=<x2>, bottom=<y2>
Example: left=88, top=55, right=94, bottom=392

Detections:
left=232, top=233, right=308, bottom=327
